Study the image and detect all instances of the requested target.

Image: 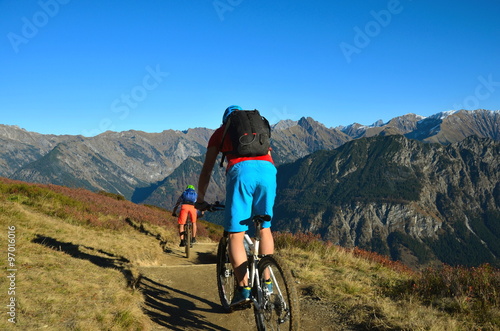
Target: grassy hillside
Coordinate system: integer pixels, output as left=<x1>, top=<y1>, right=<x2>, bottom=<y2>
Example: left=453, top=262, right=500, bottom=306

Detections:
left=0, top=177, right=216, bottom=330
left=0, top=177, right=498, bottom=330
left=275, top=233, right=499, bottom=330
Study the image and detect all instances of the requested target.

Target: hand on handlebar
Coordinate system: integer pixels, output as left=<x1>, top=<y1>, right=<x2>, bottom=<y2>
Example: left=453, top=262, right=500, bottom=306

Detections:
left=209, top=201, right=225, bottom=211
left=195, top=201, right=225, bottom=212
left=195, top=201, right=211, bottom=211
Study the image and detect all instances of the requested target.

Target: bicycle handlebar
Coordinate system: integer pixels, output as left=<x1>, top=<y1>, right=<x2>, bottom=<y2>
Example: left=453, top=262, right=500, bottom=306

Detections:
left=195, top=201, right=225, bottom=212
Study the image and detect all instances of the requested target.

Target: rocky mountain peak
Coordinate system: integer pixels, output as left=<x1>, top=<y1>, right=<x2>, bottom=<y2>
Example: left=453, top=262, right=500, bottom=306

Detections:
left=297, top=117, right=326, bottom=133
left=272, top=119, right=298, bottom=131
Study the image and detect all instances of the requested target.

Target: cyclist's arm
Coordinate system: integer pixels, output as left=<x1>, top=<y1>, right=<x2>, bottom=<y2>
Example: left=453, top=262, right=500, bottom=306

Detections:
left=172, top=195, right=182, bottom=215
left=197, top=145, right=219, bottom=203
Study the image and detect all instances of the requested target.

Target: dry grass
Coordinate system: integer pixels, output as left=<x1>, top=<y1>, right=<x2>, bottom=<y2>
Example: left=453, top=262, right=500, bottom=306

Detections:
left=274, top=231, right=500, bottom=330
left=0, top=178, right=192, bottom=330
left=0, top=202, right=157, bottom=330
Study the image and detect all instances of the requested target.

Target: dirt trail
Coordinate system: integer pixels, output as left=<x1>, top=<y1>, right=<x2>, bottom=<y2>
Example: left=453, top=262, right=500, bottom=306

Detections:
left=137, top=242, right=339, bottom=330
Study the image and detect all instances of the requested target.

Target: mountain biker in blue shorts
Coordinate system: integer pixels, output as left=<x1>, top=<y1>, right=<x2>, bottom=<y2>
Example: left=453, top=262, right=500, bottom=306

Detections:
left=196, top=105, right=277, bottom=307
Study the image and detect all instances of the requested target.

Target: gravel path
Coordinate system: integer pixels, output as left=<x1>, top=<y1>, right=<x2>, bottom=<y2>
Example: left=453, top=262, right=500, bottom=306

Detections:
left=137, top=242, right=346, bottom=330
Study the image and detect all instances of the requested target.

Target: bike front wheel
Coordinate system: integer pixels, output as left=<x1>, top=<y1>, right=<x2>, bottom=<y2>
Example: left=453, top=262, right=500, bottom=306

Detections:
left=255, top=255, right=300, bottom=330
left=216, top=236, right=236, bottom=312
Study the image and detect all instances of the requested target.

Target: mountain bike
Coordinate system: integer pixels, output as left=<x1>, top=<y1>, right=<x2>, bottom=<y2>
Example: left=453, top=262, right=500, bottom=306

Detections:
left=208, top=203, right=300, bottom=330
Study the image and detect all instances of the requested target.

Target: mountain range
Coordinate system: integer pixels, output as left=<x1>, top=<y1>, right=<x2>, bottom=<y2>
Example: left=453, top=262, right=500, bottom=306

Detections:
left=274, top=134, right=499, bottom=268
left=1, top=109, right=499, bottom=267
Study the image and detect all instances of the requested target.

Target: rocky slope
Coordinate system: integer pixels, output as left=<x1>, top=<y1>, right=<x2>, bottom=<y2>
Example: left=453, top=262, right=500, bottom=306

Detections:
left=0, top=124, right=77, bottom=176
left=9, top=129, right=213, bottom=198
left=271, top=117, right=351, bottom=164
left=273, top=135, right=500, bottom=268
left=132, top=155, right=227, bottom=210
left=407, top=109, right=500, bottom=143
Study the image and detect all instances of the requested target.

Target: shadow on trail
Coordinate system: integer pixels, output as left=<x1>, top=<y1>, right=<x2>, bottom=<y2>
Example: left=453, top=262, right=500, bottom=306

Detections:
left=195, top=250, right=218, bottom=264
left=124, top=217, right=171, bottom=253
left=140, top=276, right=230, bottom=331
left=32, top=234, right=139, bottom=288
left=165, top=244, right=218, bottom=264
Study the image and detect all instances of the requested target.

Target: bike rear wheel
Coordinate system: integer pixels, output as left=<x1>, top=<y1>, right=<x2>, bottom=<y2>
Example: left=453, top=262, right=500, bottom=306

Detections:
left=216, top=236, right=236, bottom=312
left=255, top=255, right=300, bottom=330
left=185, top=222, right=192, bottom=258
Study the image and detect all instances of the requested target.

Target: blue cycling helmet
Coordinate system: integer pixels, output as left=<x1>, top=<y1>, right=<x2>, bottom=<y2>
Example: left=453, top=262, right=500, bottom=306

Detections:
left=222, top=105, right=242, bottom=124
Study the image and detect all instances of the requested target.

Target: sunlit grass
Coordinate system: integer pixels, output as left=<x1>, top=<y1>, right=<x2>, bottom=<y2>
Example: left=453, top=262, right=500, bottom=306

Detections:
left=0, top=201, right=155, bottom=330
left=0, top=178, right=191, bottom=330
left=274, top=231, right=500, bottom=330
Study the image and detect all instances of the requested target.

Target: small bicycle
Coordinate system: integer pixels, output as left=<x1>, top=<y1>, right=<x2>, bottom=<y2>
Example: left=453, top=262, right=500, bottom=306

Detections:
left=207, top=203, right=300, bottom=330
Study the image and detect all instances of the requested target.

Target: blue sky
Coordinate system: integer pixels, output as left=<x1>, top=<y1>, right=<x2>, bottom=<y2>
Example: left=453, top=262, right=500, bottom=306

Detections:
left=1, top=0, right=499, bottom=136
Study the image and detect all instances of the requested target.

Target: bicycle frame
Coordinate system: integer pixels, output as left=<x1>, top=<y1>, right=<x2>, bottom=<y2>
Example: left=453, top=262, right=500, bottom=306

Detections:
left=245, top=218, right=286, bottom=313
left=245, top=223, right=262, bottom=304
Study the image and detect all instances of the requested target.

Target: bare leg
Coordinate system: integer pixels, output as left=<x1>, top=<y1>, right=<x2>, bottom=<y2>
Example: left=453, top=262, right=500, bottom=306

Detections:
left=228, top=232, right=249, bottom=287
left=179, top=224, right=185, bottom=240
left=259, top=227, right=274, bottom=255
left=259, top=227, right=274, bottom=280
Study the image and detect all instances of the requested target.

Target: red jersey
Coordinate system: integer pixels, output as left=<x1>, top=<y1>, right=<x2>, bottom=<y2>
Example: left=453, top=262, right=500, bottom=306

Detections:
left=208, top=125, right=274, bottom=169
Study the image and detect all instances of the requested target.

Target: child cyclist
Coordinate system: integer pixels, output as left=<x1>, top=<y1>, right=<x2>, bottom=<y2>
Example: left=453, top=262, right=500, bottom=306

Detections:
left=172, top=185, right=198, bottom=247
left=196, top=105, right=276, bottom=307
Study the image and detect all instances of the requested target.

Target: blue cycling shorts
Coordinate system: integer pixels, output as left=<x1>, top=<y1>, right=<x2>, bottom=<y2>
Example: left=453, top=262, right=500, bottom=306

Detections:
left=225, top=160, right=277, bottom=233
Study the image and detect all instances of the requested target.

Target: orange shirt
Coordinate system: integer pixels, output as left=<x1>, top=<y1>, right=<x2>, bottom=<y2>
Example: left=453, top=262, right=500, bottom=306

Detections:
left=208, top=125, right=274, bottom=169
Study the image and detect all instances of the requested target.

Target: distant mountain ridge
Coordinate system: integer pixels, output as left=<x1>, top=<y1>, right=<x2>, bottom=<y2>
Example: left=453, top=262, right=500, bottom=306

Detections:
left=1, top=109, right=498, bottom=201
left=3, top=128, right=213, bottom=198
left=339, top=109, right=500, bottom=143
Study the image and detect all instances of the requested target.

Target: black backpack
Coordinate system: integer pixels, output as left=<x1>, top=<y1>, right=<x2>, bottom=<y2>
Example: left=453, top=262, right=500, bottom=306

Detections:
left=219, top=110, right=271, bottom=167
